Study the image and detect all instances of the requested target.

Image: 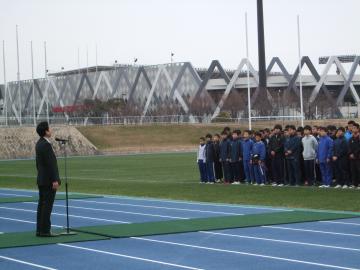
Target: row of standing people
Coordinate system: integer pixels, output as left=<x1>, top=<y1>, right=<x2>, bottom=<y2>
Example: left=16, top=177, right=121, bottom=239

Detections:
left=197, top=121, right=360, bottom=189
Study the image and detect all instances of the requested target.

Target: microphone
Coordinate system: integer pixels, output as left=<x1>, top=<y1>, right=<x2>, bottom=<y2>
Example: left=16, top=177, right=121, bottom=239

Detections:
left=55, top=137, right=69, bottom=142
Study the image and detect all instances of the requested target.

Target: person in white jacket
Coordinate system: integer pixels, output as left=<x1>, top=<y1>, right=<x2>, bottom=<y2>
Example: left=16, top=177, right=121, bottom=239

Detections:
left=197, top=137, right=207, bottom=183
left=302, top=125, right=319, bottom=186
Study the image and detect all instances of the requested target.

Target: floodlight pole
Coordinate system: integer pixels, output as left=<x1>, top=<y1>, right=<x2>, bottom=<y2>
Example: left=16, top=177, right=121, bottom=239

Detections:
left=31, top=41, right=36, bottom=126
left=44, top=41, right=50, bottom=123
left=2, top=40, right=8, bottom=126
left=297, top=15, right=304, bottom=127
left=257, top=0, right=267, bottom=89
left=16, top=25, right=22, bottom=126
left=245, top=12, right=252, bottom=130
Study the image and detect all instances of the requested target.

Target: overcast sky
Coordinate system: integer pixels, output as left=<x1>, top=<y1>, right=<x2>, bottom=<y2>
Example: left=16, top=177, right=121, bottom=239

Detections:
left=0, top=0, right=359, bottom=82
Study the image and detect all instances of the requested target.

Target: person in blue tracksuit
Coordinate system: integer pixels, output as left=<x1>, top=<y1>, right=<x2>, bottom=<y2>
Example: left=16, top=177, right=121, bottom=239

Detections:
left=204, top=133, right=215, bottom=183
left=229, top=130, right=242, bottom=184
left=219, top=131, right=231, bottom=183
left=316, top=127, right=334, bottom=188
left=241, top=130, right=254, bottom=184
left=284, top=125, right=302, bottom=186
left=197, top=137, right=207, bottom=183
left=345, top=120, right=355, bottom=141
left=251, top=132, right=267, bottom=185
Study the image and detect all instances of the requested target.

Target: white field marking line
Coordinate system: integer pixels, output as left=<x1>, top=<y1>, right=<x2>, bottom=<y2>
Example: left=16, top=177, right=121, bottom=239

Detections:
left=0, top=255, right=58, bottom=270
left=103, top=195, right=292, bottom=212
left=0, top=216, right=63, bottom=228
left=0, top=173, right=198, bottom=184
left=131, top=237, right=360, bottom=270
left=263, top=226, right=360, bottom=237
left=199, top=231, right=360, bottom=252
left=24, top=202, right=190, bottom=220
left=320, top=221, right=360, bottom=226
left=71, top=199, right=245, bottom=216
left=0, top=206, right=130, bottom=224
left=58, top=243, right=204, bottom=270
left=0, top=188, right=38, bottom=193
left=0, top=192, right=33, bottom=197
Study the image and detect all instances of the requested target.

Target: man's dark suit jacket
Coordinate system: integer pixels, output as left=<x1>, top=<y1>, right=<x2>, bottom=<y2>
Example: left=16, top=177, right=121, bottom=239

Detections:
left=36, top=137, right=60, bottom=186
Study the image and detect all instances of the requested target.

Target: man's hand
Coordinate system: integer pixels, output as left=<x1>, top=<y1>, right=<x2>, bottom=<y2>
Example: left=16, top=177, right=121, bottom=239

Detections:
left=332, top=156, right=338, bottom=161
left=350, top=154, right=355, bottom=159
left=52, top=181, right=60, bottom=190
left=271, top=151, right=275, bottom=156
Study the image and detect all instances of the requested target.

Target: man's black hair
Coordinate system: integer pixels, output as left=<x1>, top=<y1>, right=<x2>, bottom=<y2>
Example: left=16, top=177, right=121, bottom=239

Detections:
left=318, top=126, right=328, bottom=132
left=297, top=126, right=304, bottom=133
left=200, top=136, right=206, bottom=141
left=205, top=133, right=212, bottom=139
left=337, top=127, right=345, bottom=133
left=353, top=123, right=360, bottom=129
left=304, top=125, right=312, bottom=131
left=214, top=133, right=220, bottom=138
left=287, top=125, right=296, bottom=131
left=232, top=129, right=241, bottom=135
left=348, top=120, right=356, bottom=125
left=254, top=132, right=262, bottom=138
left=243, top=130, right=251, bottom=135
left=274, top=124, right=282, bottom=131
left=36, top=122, right=49, bottom=137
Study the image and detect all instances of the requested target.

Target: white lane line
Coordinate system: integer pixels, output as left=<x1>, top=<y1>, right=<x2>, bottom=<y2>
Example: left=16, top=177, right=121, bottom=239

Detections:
left=0, top=206, right=130, bottom=224
left=58, top=243, right=204, bottom=270
left=131, top=237, right=360, bottom=270
left=71, top=199, right=245, bottom=216
left=263, top=226, right=360, bottom=237
left=0, top=255, right=58, bottom=270
left=0, top=216, right=63, bottom=228
left=0, top=192, right=33, bottom=197
left=24, top=202, right=190, bottom=220
left=320, top=221, right=360, bottom=226
left=104, top=196, right=291, bottom=212
left=199, top=231, right=360, bottom=252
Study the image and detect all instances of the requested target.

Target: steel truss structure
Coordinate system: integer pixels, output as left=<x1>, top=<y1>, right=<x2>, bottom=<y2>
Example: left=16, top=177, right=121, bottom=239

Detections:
left=1, top=56, right=360, bottom=124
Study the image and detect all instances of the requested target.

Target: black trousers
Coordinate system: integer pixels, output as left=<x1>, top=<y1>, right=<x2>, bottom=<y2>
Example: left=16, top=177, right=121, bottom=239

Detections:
left=286, top=158, right=301, bottom=186
left=303, top=160, right=315, bottom=186
left=271, top=156, right=284, bottom=184
left=350, top=159, right=360, bottom=187
left=214, top=160, right=223, bottom=180
left=334, top=157, right=349, bottom=186
left=37, top=185, right=56, bottom=234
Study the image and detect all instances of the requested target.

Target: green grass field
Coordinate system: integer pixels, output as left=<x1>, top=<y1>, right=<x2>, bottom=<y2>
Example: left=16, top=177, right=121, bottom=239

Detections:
left=0, top=152, right=359, bottom=212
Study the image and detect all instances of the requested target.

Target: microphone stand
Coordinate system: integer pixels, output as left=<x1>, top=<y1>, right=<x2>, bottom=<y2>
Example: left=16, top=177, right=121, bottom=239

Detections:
left=59, top=139, right=76, bottom=236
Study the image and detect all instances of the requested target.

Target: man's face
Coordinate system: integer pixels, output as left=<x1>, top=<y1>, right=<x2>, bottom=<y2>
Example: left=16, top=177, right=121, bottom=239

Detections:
left=232, top=133, right=238, bottom=140
left=206, top=137, right=211, bottom=143
left=287, top=129, right=294, bottom=136
left=45, top=128, right=52, bottom=138
left=274, top=128, right=280, bottom=134
left=319, top=130, right=327, bottom=137
left=304, top=129, right=310, bottom=136
left=255, top=135, right=261, bottom=142
left=348, top=124, right=353, bottom=132
left=243, top=132, right=249, bottom=139
left=213, top=136, right=219, bottom=142
left=353, top=127, right=359, bottom=134
left=221, top=134, right=227, bottom=140
left=200, top=139, right=205, bottom=145
left=336, top=130, right=343, bottom=138
left=312, top=127, right=318, bottom=135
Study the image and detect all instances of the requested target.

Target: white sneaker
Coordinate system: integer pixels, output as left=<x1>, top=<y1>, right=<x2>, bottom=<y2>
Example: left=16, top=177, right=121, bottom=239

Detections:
left=232, top=181, right=240, bottom=185
left=342, top=185, right=348, bottom=189
left=324, top=185, right=330, bottom=188
left=335, top=185, right=342, bottom=189
left=253, top=183, right=258, bottom=186
left=272, top=183, right=278, bottom=186
left=357, top=186, right=360, bottom=190
left=260, top=183, right=265, bottom=186
left=319, top=185, right=325, bottom=188
left=277, top=184, right=284, bottom=187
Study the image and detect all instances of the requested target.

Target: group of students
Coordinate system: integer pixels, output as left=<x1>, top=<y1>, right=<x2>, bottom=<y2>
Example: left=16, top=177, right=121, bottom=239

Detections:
left=197, top=120, right=360, bottom=189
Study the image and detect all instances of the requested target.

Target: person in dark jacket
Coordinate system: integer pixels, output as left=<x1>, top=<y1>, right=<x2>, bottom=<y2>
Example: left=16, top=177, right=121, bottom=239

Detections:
left=268, top=124, right=285, bottom=186
left=284, top=125, right=302, bottom=186
left=205, top=134, right=215, bottom=183
left=35, top=122, right=61, bottom=237
left=332, top=127, right=349, bottom=188
left=348, top=123, right=360, bottom=188
left=229, top=130, right=242, bottom=184
left=219, top=131, right=231, bottom=183
left=213, top=134, right=223, bottom=182
left=317, top=127, right=334, bottom=188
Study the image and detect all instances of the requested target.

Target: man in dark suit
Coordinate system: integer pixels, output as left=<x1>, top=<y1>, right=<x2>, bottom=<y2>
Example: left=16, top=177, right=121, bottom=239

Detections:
left=35, top=122, right=61, bottom=237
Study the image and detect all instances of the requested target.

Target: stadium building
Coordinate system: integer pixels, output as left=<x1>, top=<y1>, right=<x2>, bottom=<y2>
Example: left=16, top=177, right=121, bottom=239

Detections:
left=1, top=55, right=360, bottom=125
